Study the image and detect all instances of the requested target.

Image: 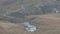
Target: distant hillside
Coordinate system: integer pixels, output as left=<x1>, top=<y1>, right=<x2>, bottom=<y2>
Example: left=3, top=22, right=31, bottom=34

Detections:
left=0, top=0, right=60, bottom=23
left=0, top=0, right=58, bottom=16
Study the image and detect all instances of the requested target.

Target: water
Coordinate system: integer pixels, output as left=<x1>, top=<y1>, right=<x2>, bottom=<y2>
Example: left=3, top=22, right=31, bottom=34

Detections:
left=23, top=21, right=38, bottom=32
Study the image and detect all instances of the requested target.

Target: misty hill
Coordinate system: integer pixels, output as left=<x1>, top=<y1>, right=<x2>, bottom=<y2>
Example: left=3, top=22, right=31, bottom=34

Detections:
left=0, top=0, right=59, bottom=16
left=0, top=0, right=60, bottom=23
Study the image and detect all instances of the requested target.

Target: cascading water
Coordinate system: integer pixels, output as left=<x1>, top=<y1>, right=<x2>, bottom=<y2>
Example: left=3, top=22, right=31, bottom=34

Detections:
left=23, top=21, right=38, bottom=32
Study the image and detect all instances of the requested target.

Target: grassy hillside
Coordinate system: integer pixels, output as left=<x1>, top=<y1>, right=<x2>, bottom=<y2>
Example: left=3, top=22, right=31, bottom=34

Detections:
left=0, top=13, right=60, bottom=34
left=0, top=0, right=60, bottom=34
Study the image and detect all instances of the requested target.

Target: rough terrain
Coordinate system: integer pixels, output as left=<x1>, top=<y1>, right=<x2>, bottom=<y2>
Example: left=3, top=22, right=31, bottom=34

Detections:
left=0, top=13, right=60, bottom=34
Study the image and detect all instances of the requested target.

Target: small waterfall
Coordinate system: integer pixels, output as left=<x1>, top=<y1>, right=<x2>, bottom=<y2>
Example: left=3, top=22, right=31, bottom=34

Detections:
left=22, top=21, right=38, bottom=32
